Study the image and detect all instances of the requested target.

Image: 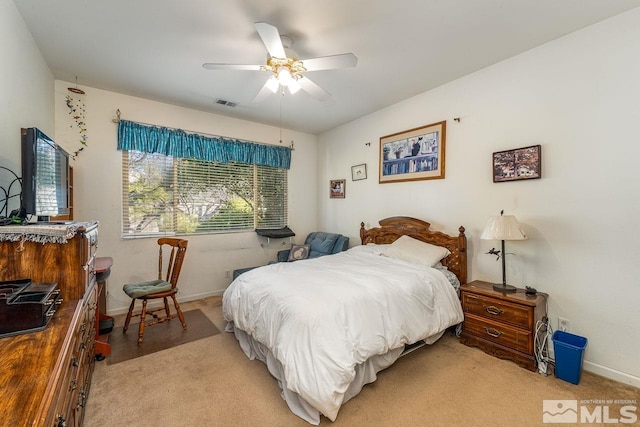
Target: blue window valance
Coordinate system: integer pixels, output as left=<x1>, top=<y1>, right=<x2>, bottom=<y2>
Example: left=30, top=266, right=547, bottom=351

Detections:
left=117, top=119, right=291, bottom=169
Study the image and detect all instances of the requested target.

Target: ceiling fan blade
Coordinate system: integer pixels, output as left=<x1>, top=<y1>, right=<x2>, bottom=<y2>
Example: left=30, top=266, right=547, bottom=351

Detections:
left=254, top=22, right=286, bottom=59
left=202, top=63, right=262, bottom=71
left=301, top=53, right=358, bottom=71
left=297, top=76, right=331, bottom=101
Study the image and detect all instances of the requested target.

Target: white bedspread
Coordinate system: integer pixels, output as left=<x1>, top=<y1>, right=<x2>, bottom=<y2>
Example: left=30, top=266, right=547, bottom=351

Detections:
left=222, top=248, right=463, bottom=421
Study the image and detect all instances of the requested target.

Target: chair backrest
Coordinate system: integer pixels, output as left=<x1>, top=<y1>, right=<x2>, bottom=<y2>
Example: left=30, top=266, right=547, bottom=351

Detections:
left=157, top=238, right=188, bottom=289
left=304, top=232, right=349, bottom=258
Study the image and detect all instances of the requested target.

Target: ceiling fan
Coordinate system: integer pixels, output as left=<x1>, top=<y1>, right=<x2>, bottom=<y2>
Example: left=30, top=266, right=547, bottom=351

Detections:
left=202, top=22, right=357, bottom=101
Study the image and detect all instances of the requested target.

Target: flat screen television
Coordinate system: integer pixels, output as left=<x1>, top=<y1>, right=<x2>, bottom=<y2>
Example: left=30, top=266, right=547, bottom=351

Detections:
left=21, top=128, right=70, bottom=220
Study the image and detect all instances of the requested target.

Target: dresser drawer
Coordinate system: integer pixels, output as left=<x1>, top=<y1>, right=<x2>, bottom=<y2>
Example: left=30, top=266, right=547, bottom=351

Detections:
left=463, top=314, right=533, bottom=354
left=462, top=292, right=532, bottom=330
left=47, top=338, right=77, bottom=426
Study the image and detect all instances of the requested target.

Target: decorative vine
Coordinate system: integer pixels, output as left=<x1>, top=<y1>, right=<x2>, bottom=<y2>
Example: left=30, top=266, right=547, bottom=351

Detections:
left=66, top=87, right=87, bottom=158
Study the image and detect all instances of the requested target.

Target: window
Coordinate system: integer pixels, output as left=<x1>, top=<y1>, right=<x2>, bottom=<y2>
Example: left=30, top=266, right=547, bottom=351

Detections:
left=122, top=150, right=287, bottom=237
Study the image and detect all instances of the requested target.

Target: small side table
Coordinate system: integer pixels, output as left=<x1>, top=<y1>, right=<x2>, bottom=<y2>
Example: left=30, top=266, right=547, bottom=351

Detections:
left=459, top=280, right=547, bottom=371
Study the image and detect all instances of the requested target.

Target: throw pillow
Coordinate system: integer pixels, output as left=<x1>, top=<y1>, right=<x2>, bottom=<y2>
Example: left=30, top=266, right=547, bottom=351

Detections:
left=288, top=244, right=310, bottom=262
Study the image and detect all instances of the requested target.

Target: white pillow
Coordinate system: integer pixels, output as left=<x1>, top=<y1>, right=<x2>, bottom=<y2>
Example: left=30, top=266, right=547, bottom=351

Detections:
left=382, top=235, right=450, bottom=267
left=349, top=243, right=391, bottom=256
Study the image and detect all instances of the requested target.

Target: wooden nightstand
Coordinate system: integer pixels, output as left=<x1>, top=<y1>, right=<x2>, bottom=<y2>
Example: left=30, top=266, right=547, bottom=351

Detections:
left=459, top=280, right=547, bottom=371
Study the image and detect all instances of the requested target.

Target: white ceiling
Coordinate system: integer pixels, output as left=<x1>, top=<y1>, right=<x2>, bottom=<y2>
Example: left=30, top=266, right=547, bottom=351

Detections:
left=14, top=0, right=640, bottom=135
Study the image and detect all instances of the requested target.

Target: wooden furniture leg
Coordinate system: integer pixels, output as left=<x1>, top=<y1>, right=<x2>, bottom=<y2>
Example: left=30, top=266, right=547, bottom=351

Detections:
left=94, top=257, right=113, bottom=359
left=138, top=299, right=148, bottom=344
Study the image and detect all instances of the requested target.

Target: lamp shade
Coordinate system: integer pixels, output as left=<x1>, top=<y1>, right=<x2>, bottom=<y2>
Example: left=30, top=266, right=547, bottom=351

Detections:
left=481, top=214, right=527, bottom=241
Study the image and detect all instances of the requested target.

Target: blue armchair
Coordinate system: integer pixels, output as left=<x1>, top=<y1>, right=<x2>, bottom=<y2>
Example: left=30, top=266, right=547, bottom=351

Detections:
left=274, top=232, right=349, bottom=262
left=233, top=232, right=349, bottom=279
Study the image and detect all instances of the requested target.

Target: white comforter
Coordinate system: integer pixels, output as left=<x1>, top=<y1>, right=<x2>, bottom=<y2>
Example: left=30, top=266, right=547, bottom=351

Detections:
left=222, top=247, right=463, bottom=421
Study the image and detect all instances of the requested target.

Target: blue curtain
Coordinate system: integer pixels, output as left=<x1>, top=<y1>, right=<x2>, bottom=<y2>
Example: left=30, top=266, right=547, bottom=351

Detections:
left=117, top=120, right=291, bottom=169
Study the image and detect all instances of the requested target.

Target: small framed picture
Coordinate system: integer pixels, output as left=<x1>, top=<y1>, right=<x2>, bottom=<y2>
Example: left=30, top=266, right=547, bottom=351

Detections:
left=330, top=179, right=346, bottom=198
left=351, top=164, right=367, bottom=181
left=492, top=145, right=541, bottom=182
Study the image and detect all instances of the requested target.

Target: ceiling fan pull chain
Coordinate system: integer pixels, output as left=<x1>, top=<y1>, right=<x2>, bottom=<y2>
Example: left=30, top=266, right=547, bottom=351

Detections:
left=279, top=92, right=283, bottom=144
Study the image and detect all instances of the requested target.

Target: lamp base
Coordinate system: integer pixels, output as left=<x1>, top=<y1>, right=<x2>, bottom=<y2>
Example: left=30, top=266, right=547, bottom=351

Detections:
left=493, top=283, right=517, bottom=293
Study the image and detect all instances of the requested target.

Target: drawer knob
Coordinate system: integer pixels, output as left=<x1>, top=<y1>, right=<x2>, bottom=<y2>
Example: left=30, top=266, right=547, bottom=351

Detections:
left=484, top=305, right=503, bottom=315
left=484, top=327, right=503, bottom=338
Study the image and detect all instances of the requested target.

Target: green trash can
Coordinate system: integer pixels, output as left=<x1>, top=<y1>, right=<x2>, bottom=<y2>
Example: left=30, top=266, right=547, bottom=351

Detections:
left=552, top=330, right=588, bottom=384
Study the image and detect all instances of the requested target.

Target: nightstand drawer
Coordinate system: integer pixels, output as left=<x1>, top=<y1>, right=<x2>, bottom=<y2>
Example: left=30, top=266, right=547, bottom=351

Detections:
left=462, top=292, right=531, bottom=329
left=463, top=314, right=532, bottom=354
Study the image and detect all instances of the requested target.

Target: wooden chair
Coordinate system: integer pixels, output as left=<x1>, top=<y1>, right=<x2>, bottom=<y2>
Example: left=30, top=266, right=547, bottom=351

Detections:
left=122, top=238, right=188, bottom=344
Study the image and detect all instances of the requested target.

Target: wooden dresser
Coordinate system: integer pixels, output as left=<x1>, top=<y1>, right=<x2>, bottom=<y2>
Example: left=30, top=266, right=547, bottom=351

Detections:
left=0, top=222, right=99, bottom=426
left=459, top=280, right=546, bottom=371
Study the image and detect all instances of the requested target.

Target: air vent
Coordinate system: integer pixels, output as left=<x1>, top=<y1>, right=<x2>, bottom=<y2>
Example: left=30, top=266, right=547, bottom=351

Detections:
left=215, top=99, right=238, bottom=108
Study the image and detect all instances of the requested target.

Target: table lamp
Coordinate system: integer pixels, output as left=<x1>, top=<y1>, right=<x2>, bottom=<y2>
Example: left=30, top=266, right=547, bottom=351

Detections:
left=481, top=210, right=527, bottom=292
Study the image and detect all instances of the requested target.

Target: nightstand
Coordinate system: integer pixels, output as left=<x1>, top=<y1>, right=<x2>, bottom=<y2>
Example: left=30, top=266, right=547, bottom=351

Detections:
left=459, top=280, right=547, bottom=371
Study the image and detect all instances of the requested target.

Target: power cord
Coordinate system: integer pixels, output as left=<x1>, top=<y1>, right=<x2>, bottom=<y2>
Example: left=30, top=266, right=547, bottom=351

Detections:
left=0, top=208, right=28, bottom=226
left=534, top=293, right=555, bottom=376
left=0, top=167, right=25, bottom=226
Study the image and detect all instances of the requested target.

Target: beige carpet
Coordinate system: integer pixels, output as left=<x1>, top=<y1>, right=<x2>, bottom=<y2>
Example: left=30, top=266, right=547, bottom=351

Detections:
left=106, top=309, right=220, bottom=365
left=85, top=297, right=640, bottom=426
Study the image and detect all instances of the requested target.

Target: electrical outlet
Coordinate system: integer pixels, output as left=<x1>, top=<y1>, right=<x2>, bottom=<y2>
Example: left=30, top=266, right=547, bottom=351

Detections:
left=558, top=317, right=570, bottom=332
left=225, top=270, right=231, bottom=279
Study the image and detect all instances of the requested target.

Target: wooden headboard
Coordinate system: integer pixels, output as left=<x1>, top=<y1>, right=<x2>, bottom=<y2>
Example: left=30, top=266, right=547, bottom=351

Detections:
left=360, top=216, right=467, bottom=284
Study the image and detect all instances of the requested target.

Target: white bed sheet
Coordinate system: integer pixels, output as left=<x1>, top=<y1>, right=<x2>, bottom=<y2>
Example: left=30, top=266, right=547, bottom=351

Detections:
left=222, top=247, right=463, bottom=422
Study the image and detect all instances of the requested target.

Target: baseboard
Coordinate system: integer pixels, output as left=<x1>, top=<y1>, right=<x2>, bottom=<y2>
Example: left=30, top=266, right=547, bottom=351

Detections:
left=107, top=289, right=225, bottom=316
left=583, top=360, right=640, bottom=388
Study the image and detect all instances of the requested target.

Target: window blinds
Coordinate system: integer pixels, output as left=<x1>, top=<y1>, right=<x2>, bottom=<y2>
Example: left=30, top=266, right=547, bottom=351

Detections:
left=122, top=150, right=288, bottom=237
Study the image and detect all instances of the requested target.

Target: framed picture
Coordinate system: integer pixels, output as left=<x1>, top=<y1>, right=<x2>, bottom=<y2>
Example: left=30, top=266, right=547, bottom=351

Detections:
left=379, top=121, right=446, bottom=183
left=351, top=164, right=367, bottom=181
left=330, top=179, right=346, bottom=198
left=492, top=145, right=541, bottom=182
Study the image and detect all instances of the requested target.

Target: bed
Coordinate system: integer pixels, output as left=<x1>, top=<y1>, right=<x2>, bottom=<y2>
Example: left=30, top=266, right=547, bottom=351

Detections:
left=222, top=216, right=467, bottom=424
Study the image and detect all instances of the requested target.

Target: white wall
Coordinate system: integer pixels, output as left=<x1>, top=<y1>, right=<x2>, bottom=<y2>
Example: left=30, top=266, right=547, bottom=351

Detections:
left=0, top=0, right=54, bottom=213
left=52, top=82, right=318, bottom=315
left=318, top=9, right=640, bottom=386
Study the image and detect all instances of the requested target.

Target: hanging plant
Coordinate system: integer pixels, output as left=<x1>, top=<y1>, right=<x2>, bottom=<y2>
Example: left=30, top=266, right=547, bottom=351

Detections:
left=66, top=86, right=87, bottom=159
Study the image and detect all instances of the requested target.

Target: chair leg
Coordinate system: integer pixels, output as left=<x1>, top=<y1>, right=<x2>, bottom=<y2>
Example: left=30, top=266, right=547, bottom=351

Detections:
left=137, top=299, right=148, bottom=345
left=123, top=298, right=136, bottom=332
left=171, top=294, right=187, bottom=329
left=163, top=297, right=171, bottom=318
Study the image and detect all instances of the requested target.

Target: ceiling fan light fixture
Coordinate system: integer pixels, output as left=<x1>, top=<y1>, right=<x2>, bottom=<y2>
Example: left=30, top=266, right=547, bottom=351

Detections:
left=266, top=75, right=279, bottom=93
left=204, top=23, right=355, bottom=101
left=288, top=80, right=301, bottom=94
left=277, top=67, right=292, bottom=86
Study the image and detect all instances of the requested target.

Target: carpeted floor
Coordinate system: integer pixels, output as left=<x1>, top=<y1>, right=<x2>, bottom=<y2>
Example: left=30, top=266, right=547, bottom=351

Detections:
left=85, top=297, right=640, bottom=426
left=106, top=309, right=220, bottom=365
